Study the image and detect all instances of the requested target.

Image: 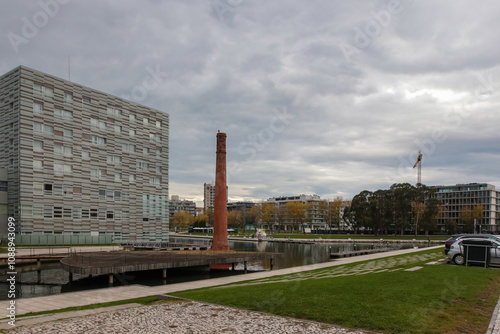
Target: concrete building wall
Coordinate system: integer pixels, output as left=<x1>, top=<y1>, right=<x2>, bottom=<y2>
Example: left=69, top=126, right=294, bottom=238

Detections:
left=0, top=66, right=170, bottom=244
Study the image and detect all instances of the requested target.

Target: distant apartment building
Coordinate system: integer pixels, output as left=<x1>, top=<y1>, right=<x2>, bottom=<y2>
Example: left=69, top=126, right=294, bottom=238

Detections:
left=227, top=201, right=255, bottom=211
left=0, top=66, right=169, bottom=244
left=432, top=183, right=499, bottom=233
left=203, top=182, right=228, bottom=212
left=169, top=195, right=197, bottom=218
left=203, top=183, right=215, bottom=211
left=265, top=194, right=324, bottom=231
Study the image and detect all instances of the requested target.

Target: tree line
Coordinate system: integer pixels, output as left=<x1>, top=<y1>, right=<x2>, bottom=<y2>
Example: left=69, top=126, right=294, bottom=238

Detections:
left=346, top=183, right=484, bottom=235
left=170, top=184, right=485, bottom=234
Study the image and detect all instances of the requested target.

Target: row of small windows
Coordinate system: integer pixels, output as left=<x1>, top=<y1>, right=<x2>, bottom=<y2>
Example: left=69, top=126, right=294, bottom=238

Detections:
left=34, top=183, right=133, bottom=201
left=32, top=161, right=162, bottom=183
left=91, top=117, right=162, bottom=130
left=34, top=121, right=162, bottom=145
left=33, top=122, right=72, bottom=137
left=33, top=102, right=73, bottom=120
left=33, top=140, right=163, bottom=162
left=33, top=84, right=166, bottom=128
left=436, top=190, right=492, bottom=198
left=21, top=204, right=132, bottom=220
left=440, top=198, right=491, bottom=205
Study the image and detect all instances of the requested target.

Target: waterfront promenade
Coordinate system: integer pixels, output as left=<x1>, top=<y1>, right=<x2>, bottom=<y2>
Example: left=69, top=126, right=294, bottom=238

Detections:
left=1, top=245, right=499, bottom=333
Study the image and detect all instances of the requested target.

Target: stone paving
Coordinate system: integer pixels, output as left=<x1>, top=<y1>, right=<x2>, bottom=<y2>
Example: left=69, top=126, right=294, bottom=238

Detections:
left=488, top=296, right=500, bottom=334
left=5, top=300, right=377, bottom=334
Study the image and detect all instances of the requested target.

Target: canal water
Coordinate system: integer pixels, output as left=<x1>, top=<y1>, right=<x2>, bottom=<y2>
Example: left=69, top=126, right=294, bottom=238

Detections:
left=0, top=238, right=418, bottom=300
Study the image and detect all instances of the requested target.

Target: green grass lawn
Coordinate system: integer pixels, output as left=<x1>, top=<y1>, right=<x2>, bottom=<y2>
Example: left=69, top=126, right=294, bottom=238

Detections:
left=171, top=249, right=500, bottom=334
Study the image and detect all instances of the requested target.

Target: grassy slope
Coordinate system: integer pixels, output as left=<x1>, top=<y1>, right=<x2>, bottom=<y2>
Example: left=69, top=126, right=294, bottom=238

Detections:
left=171, top=249, right=500, bottom=334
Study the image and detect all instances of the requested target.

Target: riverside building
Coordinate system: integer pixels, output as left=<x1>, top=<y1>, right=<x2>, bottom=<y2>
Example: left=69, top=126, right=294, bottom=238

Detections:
left=432, top=183, right=499, bottom=233
left=0, top=66, right=169, bottom=244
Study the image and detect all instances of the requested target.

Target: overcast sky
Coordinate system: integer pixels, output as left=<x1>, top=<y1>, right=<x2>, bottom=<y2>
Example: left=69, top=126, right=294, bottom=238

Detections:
left=2, top=1, right=500, bottom=206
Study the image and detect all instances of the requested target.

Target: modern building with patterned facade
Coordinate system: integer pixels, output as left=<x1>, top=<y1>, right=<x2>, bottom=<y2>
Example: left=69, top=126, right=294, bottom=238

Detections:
left=432, top=183, right=499, bottom=233
left=0, top=66, right=169, bottom=244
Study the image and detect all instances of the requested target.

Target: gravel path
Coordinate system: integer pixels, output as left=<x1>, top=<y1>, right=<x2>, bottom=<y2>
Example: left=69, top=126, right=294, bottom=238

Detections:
left=5, top=300, right=377, bottom=334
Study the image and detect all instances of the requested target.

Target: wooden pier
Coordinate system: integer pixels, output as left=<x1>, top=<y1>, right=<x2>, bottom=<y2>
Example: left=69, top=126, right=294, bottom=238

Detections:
left=60, top=250, right=282, bottom=284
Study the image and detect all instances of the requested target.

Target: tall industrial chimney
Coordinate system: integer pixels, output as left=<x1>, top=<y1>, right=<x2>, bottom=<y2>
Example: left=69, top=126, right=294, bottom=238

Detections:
left=212, top=132, right=229, bottom=251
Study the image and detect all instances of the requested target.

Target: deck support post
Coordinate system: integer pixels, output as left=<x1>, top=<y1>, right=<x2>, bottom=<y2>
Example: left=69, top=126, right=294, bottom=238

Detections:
left=108, top=273, right=114, bottom=285
left=270, top=258, right=273, bottom=270
left=244, top=261, right=247, bottom=274
left=232, top=262, right=235, bottom=271
left=69, top=272, right=73, bottom=282
left=162, top=268, right=167, bottom=279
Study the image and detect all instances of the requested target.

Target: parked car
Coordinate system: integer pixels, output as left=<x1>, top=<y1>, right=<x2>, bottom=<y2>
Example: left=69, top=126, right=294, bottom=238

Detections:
left=444, top=234, right=464, bottom=255
left=447, top=238, right=500, bottom=265
left=444, top=234, right=500, bottom=255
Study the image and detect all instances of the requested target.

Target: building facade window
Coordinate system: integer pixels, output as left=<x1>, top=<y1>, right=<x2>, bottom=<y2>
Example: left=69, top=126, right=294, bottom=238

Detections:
left=33, top=102, right=43, bottom=114
left=33, top=160, right=43, bottom=170
left=44, top=125, right=53, bottom=135
left=91, top=118, right=107, bottom=130
left=54, top=145, right=73, bottom=157
left=64, top=92, right=73, bottom=103
left=91, top=135, right=106, bottom=146
left=136, top=161, right=149, bottom=170
left=122, top=143, right=135, bottom=153
left=107, top=155, right=121, bottom=164
left=33, top=140, right=43, bottom=152
left=54, top=109, right=73, bottom=120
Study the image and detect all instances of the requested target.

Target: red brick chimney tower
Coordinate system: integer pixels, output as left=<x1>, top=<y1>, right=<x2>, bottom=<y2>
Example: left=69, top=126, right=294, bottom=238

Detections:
left=212, top=132, right=229, bottom=251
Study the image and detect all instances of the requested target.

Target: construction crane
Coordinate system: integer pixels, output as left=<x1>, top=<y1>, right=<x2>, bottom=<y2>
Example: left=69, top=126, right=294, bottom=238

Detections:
left=413, top=150, right=422, bottom=186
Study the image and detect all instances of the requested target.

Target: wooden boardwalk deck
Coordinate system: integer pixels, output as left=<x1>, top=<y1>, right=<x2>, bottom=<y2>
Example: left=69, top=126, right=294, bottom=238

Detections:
left=60, top=250, right=282, bottom=277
